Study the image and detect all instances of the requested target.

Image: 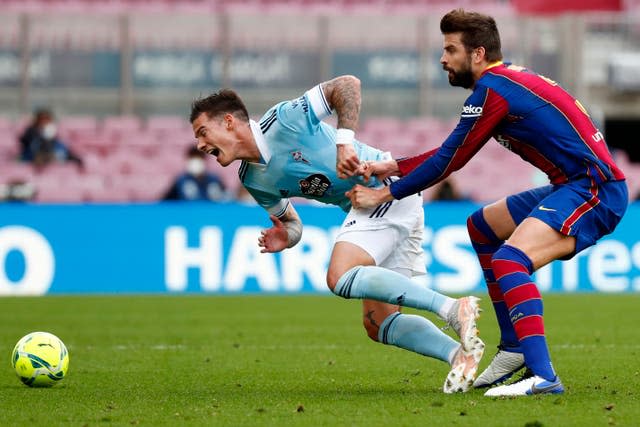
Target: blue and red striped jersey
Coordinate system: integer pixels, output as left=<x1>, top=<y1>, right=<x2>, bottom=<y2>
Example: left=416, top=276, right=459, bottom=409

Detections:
left=390, top=62, right=626, bottom=200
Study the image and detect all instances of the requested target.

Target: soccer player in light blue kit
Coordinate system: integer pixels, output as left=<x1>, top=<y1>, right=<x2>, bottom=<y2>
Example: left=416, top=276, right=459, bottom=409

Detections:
left=190, top=75, right=484, bottom=393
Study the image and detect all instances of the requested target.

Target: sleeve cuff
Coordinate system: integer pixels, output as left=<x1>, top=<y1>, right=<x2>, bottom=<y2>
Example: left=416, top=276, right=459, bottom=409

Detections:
left=305, top=84, right=332, bottom=120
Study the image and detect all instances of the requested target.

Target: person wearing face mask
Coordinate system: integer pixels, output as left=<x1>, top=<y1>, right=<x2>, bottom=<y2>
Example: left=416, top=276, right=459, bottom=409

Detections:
left=18, top=108, right=83, bottom=169
left=162, top=146, right=227, bottom=201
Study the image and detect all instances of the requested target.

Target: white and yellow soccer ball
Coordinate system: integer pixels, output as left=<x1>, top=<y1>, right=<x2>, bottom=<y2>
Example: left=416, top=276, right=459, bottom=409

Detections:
left=11, top=331, right=69, bottom=387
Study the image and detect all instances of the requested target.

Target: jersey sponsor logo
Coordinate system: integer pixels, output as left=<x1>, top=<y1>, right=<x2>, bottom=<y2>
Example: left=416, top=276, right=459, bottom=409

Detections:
left=299, top=174, right=330, bottom=197
left=291, top=150, right=310, bottom=164
left=461, top=104, right=483, bottom=118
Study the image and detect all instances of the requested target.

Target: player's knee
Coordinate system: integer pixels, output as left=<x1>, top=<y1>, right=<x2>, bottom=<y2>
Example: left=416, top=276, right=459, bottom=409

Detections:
left=326, top=265, right=361, bottom=294
left=467, top=208, right=499, bottom=244
left=326, top=268, right=340, bottom=291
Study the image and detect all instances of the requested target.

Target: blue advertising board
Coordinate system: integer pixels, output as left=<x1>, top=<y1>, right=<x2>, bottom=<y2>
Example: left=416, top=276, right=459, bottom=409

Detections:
left=0, top=202, right=639, bottom=295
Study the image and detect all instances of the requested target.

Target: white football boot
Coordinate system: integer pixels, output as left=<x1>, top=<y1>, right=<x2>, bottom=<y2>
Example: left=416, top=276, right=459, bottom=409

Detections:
left=484, top=374, right=565, bottom=396
left=443, top=338, right=485, bottom=394
left=445, top=296, right=483, bottom=352
left=473, top=345, right=525, bottom=388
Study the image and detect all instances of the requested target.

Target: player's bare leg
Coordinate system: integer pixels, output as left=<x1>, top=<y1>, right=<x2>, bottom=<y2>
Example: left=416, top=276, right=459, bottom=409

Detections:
left=362, top=299, right=400, bottom=341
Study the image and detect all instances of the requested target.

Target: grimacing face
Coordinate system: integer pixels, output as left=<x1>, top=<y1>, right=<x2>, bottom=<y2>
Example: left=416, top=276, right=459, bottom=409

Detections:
left=192, top=113, right=236, bottom=167
left=440, top=32, right=475, bottom=89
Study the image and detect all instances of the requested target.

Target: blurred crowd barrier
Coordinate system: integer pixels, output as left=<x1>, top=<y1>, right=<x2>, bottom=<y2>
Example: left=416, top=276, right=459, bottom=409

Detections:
left=0, top=1, right=639, bottom=118
left=2, top=201, right=639, bottom=295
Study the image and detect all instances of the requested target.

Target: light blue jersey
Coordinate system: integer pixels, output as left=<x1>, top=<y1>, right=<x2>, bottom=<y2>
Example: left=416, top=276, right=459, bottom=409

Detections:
left=238, top=85, right=390, bottom=216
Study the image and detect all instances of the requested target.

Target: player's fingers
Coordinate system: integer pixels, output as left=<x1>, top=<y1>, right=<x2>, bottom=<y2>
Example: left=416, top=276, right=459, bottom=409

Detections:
left=347, top=158, right=360, bottom=169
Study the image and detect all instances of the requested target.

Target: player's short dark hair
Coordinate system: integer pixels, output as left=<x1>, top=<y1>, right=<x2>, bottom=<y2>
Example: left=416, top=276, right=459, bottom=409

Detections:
left=189, top=89, right=250, bottom=124
left=440, top=9, right=503, bottom=62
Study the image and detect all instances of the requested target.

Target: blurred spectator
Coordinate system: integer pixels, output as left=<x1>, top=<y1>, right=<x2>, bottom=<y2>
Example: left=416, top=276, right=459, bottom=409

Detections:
left=18, top=108, right=83, bottom=170
left=431, top=178, right=469, bottom=201
left=163, top=146, right=227, bottom=201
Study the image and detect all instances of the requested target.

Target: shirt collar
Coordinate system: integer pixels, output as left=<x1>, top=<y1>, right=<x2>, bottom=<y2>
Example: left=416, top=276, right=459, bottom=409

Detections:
left=249, top=119, right=271, bottom=165
left=484, top=60, right=503, bottom=72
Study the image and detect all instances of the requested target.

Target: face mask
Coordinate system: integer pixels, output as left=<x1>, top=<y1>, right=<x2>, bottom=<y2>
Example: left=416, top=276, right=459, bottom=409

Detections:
left=42, top=123, right=57, bottom=140
left=186, top=157, right=206, bottom=176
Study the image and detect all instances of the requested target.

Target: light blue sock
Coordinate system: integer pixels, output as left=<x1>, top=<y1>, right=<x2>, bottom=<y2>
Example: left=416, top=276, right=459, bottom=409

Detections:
left=378, top=312, right=459, bottom=363
left=333, top=266, right=452, bottom=316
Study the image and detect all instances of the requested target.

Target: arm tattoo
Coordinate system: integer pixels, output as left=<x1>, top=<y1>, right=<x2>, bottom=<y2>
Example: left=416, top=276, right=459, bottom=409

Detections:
left=279, top=204, right=303, bottom=248
left=284, top=219, right=302, bottom=248
left=322, top=75, right=361, bottom=131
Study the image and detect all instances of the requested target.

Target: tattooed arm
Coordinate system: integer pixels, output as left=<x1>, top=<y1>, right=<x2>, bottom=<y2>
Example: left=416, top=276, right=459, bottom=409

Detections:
left=321, top=75, right=361, bottom=132
left=321, top=75, right=362, bottom=179
left=258, top=203, right=303, bottom=252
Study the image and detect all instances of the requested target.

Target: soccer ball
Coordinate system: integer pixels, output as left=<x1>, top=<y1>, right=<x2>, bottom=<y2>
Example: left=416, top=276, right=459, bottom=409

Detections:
left=11, top=331, right=69, bottom=387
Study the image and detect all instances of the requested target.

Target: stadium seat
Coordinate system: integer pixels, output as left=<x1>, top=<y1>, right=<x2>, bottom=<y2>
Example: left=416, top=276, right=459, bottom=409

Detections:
left=2, top=162, right=35, bottom=183
left=145, top=115, right=189, bottom=133
left=101, top=115, right=143, bottom=136
left=58, top=116, right=99, bottom=133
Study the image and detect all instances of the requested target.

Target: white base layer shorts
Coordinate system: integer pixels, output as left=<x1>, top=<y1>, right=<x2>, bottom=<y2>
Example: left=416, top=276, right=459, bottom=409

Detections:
left=335, top=191, right=426, bottom=277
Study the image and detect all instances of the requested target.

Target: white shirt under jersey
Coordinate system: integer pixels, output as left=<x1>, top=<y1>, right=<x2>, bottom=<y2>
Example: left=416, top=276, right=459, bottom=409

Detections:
left=238, top=84, right=391, bottom=217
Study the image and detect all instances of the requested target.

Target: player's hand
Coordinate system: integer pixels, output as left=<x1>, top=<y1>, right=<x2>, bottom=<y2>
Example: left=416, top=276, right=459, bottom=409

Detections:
left=346, top=184, right=394, bottom=209
left=357, top=159, right=400, bottom=182
left=336, top=144, right=360, bottom=179
left=258, top=215, right=289, bottom=253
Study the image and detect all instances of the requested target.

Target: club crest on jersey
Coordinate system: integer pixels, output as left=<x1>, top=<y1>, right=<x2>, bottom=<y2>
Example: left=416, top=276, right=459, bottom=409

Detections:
left=279, top=189, right=290, bottom=197
left=461, top=104, right=483, bottom=118
left=299, top=174, right=330, bottom=197
left=291, top=150, right=310, bottom=164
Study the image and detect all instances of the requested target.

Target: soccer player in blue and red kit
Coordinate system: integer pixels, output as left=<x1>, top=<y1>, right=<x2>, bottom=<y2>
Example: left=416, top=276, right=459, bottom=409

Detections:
left=344, top=9, right=628, bottom=396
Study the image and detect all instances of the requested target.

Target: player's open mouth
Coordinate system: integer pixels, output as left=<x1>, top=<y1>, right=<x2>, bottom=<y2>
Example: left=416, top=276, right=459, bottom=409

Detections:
left=209, top=148, right=219, bottom=157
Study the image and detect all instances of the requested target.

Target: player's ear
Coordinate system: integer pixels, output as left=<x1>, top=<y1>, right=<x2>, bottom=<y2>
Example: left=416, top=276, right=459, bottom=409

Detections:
left=224, top=113, right=234, bottom=129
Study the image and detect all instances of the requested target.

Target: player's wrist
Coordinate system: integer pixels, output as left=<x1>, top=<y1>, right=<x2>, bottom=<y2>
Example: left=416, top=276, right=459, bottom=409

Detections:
left=335, top=128, right=354, bottom=145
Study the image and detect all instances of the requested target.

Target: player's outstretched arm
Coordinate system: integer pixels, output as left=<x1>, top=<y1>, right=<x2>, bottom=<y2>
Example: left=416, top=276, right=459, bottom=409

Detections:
left=258, top=204, right=303, bottom=253
left=321, top=75, right=362, bottom=179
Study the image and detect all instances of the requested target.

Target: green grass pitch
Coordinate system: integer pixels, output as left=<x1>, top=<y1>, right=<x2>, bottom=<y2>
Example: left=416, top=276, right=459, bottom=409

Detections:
left=1, top=293, right=639, bottom=426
